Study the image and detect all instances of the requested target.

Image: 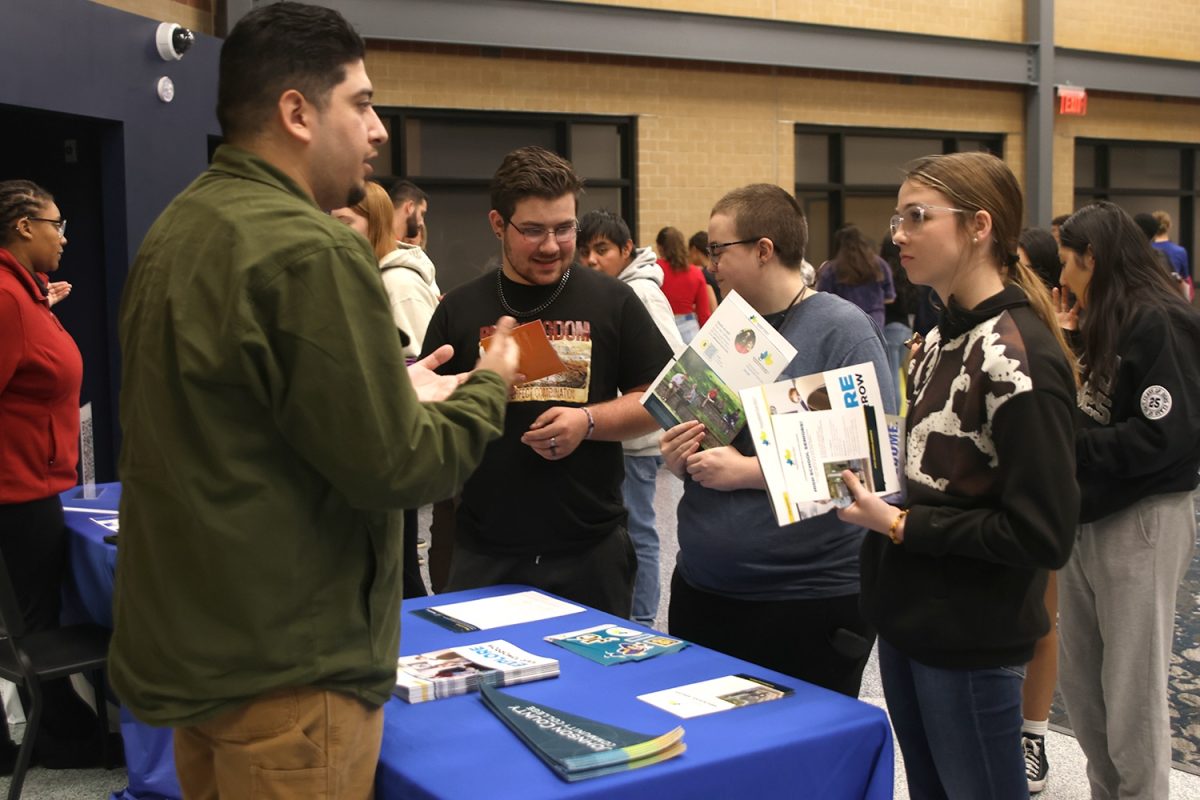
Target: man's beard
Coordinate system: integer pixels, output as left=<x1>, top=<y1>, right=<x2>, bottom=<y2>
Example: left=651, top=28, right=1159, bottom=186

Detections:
left=405, top=216, right=420, bottom=239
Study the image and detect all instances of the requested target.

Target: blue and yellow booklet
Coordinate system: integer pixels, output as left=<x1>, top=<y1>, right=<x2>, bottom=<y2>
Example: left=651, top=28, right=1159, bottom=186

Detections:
left=480, top=683, right=685, bottom=782
left=544, top=624, right=688, bottom=665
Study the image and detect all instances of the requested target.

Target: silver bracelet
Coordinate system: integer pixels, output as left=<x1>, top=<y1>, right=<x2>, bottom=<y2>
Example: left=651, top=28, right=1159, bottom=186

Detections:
left=582, top=406, right=595, bottom=440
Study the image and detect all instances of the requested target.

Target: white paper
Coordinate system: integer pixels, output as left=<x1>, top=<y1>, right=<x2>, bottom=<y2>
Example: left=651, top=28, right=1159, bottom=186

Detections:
left=638, top=675, right=789, bottom=719
left=425, top=590, right=584, bottom=631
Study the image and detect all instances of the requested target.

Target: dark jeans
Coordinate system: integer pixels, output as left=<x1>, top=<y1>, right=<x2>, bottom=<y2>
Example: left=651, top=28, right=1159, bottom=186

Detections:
left=0, top=495, right=100, bottom=744
left=445, top=526, right=636, bottom=617
left=667, top=569, right=875, bottom=697
left=878, top=637, right=1027, bottom=800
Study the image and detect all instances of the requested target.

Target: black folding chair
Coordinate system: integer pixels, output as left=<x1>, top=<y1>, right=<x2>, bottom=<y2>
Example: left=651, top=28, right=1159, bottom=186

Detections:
left=0, top=549, right=112, bottom=799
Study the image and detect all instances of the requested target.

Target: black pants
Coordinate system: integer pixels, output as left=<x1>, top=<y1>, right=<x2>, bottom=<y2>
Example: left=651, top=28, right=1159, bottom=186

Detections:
left=401, top=508, right=427, bottom=599
left=668, top=568, right=875, bottom=698
left=446, top=527, right=637, bottom=617
left=0, top=495, right=99, bottom=743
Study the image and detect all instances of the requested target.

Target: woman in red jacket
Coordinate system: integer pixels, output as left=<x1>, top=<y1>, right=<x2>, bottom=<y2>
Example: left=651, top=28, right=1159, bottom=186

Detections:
left=0, top=179, right=93, bottom=768
left=656, top=226, right=711, bottom=343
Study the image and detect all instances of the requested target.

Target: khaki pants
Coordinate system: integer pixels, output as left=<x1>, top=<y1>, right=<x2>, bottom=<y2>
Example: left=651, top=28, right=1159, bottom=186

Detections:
left=174, top=687, right=383, bottom=800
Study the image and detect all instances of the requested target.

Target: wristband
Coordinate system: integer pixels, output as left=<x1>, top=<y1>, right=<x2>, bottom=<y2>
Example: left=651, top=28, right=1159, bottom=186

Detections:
left=887, top=509, right=908, bottom=545
left=582, top=406, right=595, bottom=440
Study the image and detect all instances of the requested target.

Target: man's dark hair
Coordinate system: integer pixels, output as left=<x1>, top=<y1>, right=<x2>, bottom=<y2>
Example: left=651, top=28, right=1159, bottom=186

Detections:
left=1132, top=212, right=1160, bottom=241
left=1051, top=213, right=1071, bottom=228
left=490, top=146, right=583, bottom=222
left=688, top=231, right=708, bottom=253
left=578, top=209, right=632, bottom=249
left=389, top=179, right=427, bottom=208
left=217, top=2, right=365, bottom=141
left=711, top=184, right=808, bottom=269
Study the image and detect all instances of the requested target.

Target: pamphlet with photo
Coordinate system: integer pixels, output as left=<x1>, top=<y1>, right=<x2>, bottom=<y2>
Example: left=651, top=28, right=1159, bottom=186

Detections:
left=641, top=291, right=798, bottom=449
left=637, top=673, right=793, bottom=719
left=740, top=361, right=902, bottom=526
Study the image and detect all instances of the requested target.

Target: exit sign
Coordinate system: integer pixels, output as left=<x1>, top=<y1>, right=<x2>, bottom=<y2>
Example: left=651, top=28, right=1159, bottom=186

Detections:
left=1058, top=86, right=1088, bottom=116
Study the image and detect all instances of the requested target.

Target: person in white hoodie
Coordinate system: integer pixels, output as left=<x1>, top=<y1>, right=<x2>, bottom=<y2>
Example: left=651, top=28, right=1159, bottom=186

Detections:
left=332, top=181, right=442, bottom=598
left=578, top=210, right=684, bottom=627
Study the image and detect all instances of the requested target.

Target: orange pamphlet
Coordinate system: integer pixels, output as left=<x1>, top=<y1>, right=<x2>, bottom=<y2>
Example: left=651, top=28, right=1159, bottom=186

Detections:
left=480, top=320, right=566, bottom=384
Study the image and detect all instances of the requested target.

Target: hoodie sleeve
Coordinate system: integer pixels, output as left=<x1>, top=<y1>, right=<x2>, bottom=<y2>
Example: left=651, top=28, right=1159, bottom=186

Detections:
left=1076, top=307, right=1200, bottom=479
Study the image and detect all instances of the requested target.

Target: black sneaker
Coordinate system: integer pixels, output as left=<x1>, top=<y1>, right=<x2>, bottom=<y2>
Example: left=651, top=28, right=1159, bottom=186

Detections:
left=1023, top=732, right=1048, bottom=793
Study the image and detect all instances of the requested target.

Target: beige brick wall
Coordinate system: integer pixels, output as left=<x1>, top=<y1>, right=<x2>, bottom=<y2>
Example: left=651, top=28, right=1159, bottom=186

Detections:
left=366, top=45, right=1025, bottom=245
left=1052, top=94, right=1200, bottom=216
left=90, top=0, right=213, bottom=35
left=560, top=0, right=1023, bottom=43
left=1056, top=0, right=1200, bottom=62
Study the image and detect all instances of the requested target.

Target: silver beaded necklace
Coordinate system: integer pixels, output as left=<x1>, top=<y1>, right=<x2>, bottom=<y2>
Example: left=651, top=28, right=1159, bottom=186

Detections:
left=496, top=266, right=572, bottom=317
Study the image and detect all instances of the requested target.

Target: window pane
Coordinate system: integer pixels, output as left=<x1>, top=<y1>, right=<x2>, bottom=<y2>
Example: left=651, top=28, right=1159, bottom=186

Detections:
left=578, top=186, right=622, bottom=219
left=1108, top=147, right=1180, bottom=190
left=956, top=139, right=999, bottom=155
left=571, top=124, right=622, bottom=180
left=1106, top=195, right=1179, bottom=229
left=795, top=134, right=829, bottom=184
left=374, top=118, right=393, bottom=177
left=798, top=192, right=830, bottom=267
left=844, top=137, right=942, bottom=185
left=406, top=119, right=556, bottom=179
left=1074, top=144, right=1095, bottom=189
left=843, top=195, right=900, bottom=256
left=423, top=187, right=498, bottom=295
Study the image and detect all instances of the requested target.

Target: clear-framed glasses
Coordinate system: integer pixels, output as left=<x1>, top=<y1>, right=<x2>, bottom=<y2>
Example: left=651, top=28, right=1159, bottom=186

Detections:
left=26, top=217, right=67, bottom=237
left=506, top=219, right=578, bottom=245
left=706, top=237, right=764, bottom=265
left=889, top=205, right=964, bottom=238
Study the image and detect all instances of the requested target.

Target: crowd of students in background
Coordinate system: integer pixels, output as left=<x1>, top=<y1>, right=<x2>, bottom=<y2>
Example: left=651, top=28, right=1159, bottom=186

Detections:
left=2, top=11, right=1197, bottom=794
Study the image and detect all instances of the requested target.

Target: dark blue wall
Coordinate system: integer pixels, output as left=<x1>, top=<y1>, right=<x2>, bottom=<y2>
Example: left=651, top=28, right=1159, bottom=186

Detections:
left=1, top=0, right=221, bottom=481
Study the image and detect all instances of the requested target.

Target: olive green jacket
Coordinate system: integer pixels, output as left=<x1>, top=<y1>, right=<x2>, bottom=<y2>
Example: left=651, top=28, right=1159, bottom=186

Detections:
left=110, top=145, right=506, bottom=726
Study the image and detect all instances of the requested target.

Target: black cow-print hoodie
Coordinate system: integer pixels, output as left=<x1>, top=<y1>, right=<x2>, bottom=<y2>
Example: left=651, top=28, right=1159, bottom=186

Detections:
left=860, top=285, right=1079, bottom=669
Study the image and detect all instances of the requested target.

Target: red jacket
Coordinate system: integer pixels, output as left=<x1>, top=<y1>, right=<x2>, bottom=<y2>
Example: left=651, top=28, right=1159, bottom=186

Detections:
left=658, top=260, right=712, bottom=325
left=0, top=248, right=82, bottom=503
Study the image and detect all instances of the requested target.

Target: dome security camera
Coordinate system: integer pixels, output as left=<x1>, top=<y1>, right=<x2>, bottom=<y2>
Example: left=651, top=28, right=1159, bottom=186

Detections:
left=156, top=22, right=195, bottom=61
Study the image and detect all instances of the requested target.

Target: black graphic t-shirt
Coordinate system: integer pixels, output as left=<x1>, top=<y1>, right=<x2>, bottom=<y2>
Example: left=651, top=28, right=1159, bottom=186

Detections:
left=422, top=266, right=672, bottom=555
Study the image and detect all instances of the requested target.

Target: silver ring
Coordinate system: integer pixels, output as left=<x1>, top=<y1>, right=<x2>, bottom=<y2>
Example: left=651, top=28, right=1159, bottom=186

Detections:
left=550, top=437, right=557, bottom=448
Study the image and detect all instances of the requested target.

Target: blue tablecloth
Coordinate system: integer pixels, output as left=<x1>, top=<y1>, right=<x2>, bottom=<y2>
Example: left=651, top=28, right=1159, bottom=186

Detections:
left=60, top=483, right=182, bottom=800
left=378, top=585, right=894, bottom=800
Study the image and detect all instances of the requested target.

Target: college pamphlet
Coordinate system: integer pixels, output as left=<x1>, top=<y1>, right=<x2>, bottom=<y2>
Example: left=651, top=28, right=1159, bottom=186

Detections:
left=740, top=361, right=903, bottom=526
left=480, top=319, right=566, bottom=384
left=637, top=673, right=794, bottom=719
left=480, top=683, right=686, bottom=782
left=412, top=590, right=585, bottom=633
left=544, top=624, right=688, bottom=665
left=641, top=291, right=798, bottom=449
left=394, top=639, right=560, bottom=703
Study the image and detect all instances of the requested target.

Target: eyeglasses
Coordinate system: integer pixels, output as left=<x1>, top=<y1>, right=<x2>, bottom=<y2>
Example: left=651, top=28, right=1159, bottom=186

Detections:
left=26, top=217, right=67, bottom=237
left=506, top=219, right=578, bottom=245
left=706, top=237, right=764, bottom=264
left=889, top=205, right=964, bottom=238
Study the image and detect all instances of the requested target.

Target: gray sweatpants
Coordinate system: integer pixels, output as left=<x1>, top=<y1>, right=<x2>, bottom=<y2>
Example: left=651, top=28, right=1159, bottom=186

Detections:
left=1058, top=490, right=1196, bottom=800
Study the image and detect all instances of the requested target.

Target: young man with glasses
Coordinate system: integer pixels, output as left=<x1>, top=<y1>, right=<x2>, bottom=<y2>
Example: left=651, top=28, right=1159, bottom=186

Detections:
left=421, top=146, right=673, bottom=617
left=661, top=183, right=895, bottom=698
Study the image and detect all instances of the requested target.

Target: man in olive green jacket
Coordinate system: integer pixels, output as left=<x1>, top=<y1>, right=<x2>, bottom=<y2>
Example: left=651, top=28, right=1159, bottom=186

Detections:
left=109, top=4, right=518, bottom=796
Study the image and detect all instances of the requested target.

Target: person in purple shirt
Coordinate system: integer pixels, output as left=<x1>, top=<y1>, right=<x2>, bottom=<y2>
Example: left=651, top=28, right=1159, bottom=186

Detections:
left=816, top=224, right=895, bottom=329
